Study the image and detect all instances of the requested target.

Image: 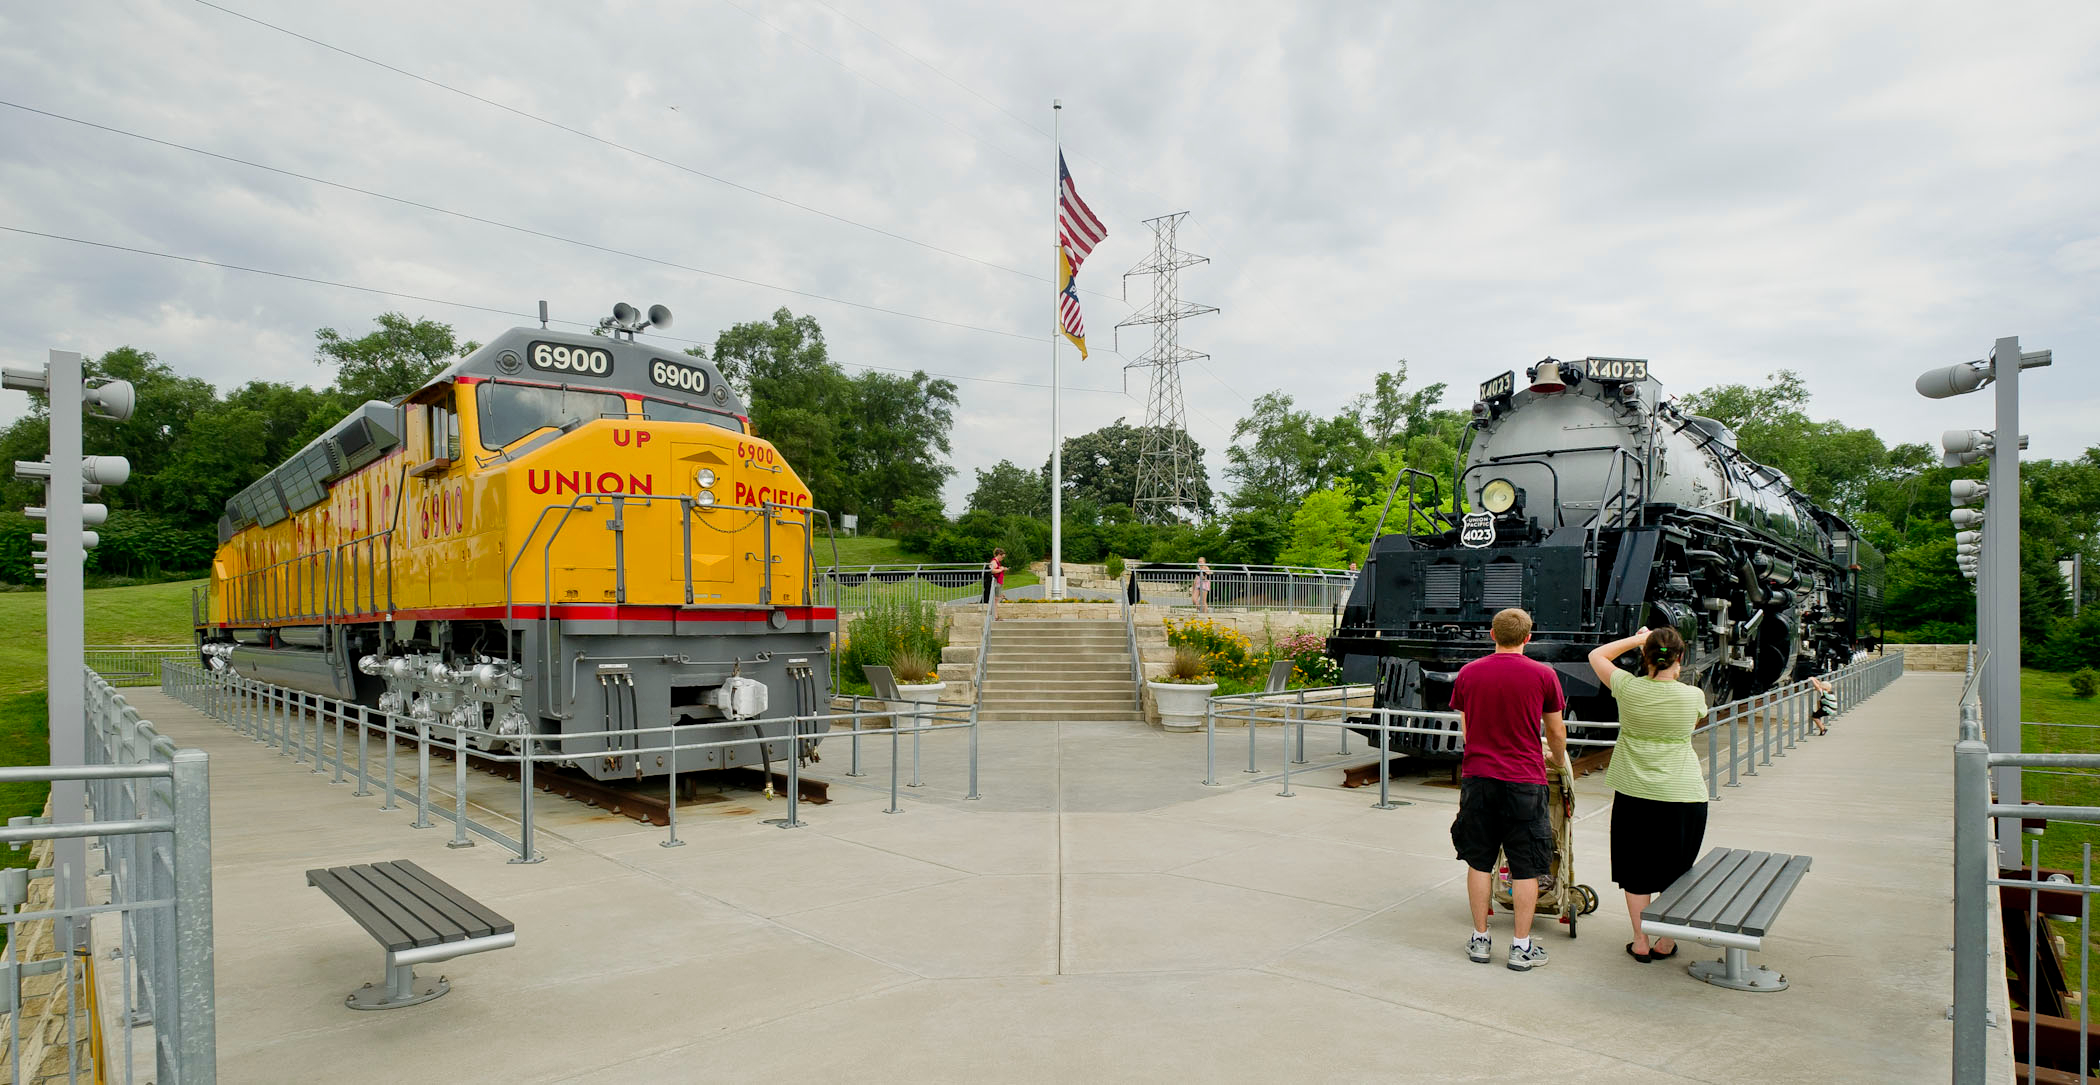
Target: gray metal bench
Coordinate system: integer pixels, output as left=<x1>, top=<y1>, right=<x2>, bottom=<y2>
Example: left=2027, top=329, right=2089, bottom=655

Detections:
left=306, top=859, right=516, bottom=1010
left=1639, top=847, right=1812, bottom=992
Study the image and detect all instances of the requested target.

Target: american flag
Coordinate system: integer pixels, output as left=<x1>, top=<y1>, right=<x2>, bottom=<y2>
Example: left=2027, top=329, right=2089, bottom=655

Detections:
left=1057, top=152, right=1104, bottom=357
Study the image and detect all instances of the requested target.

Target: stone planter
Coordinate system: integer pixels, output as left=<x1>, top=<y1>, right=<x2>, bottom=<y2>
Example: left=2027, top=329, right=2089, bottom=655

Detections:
left=1147, top=680, right=1218, bottom=732
left=885, top=681, right=947, bottom=729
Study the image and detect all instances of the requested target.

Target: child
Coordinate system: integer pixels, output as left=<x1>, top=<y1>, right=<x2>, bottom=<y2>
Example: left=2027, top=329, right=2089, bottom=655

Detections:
left=1809, top=675, right=1836, bottom=735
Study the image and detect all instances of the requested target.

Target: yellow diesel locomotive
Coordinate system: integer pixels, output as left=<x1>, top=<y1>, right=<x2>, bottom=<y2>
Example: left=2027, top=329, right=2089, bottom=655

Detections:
left=195, top=305, right=835, bottom=781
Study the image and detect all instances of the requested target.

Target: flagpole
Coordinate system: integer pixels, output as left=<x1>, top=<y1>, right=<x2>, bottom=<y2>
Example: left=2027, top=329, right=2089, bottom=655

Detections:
left=1050, top=98, right=1063, bottom=600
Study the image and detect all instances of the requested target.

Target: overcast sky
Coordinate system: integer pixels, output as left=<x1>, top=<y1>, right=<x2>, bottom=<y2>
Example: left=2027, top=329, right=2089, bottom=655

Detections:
left=3, top=1, right=2096, bottom=514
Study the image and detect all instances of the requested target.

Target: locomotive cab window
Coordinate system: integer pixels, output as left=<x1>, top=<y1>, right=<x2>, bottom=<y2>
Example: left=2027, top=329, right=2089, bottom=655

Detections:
left=638, top=396, right=742, bottom=433
left=477, top=382, right=631, bottom=450
left=407, top=385, right=462, bottom=478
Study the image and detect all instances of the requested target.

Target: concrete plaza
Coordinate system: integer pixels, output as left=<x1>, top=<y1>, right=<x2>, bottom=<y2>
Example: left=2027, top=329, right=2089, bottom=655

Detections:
left=125, top=670, right=1965, bottom=1083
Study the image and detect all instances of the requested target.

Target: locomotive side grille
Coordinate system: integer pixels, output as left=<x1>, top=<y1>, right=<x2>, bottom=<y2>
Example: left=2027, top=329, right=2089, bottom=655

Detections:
left=1422, top=564, right=1462, bottom=610
left=1482, top=562, right=1525, bottom=610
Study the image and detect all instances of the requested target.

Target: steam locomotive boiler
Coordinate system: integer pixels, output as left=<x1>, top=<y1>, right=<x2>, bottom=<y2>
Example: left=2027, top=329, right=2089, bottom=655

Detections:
left=195, top=303, right=835, bottom=782
left=1327, top=356, right=1883, bottom=757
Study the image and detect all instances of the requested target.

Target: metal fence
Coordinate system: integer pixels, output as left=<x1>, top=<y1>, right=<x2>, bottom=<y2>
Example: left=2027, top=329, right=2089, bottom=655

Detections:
left=160, top=661, right=982, bottom=863
left=819, top=565, right=989, bottom=612
left=83, top=645, right=195, bottom=688
left=1129, top=562, right=1355, bottom=612
left=1953, top=702, right=2099, bottom=1084
left=1, top=668, right=215, bottom=1084
left=1202, top=649, right=1906, bottom=811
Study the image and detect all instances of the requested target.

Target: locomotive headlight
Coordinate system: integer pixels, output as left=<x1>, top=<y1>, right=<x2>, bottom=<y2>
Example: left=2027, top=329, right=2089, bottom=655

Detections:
left=695, top=467, right=717, bottom=489
left=1481, top=478, right=1519, bottom=515
left=695, top=489, right=717, bottom=507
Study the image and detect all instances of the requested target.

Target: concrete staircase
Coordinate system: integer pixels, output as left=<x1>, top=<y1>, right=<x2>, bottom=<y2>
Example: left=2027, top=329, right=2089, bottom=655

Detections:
left=977, top=619, right=1145, bottom=723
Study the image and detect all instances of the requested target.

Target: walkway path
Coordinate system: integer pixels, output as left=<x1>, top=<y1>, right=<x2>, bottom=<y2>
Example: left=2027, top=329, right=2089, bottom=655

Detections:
left=124, top=671, right=1964, bottom=1083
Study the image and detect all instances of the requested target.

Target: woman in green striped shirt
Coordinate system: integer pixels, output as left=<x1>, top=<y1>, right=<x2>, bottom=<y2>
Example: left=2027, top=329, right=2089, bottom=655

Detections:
left=1587, top=626, right=1709, bottom=963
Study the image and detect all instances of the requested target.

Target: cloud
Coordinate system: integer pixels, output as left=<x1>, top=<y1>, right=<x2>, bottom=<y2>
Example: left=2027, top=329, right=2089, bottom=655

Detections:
left=1, top=0, right=2096, bottom=520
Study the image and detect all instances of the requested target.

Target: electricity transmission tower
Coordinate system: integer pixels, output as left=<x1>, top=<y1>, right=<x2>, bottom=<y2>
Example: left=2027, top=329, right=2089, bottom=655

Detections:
left=1115, top=212, right=1217, bottom=523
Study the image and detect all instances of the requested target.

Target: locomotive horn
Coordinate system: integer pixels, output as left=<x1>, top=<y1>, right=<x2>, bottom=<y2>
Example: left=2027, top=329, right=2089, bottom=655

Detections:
left=646, top=304, right=673, bottom=331
left=612, top=302, right=640, bottom=328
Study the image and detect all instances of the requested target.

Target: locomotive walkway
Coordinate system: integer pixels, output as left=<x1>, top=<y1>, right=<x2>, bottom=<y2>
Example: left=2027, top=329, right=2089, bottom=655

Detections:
left=123, top=670, right=1965, bottom=1083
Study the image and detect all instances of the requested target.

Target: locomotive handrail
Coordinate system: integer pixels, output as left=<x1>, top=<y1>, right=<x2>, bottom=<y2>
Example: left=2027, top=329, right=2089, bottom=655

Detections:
left=1371, top=467, right=1448, bottom=540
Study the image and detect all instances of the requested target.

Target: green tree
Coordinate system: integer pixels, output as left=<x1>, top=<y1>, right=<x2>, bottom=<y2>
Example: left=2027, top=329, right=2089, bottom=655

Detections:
left=315, top=312, right=477, bottom=402
left=707, top=308, right=852, bottom=512
left=840, top=369, right=958, bottom=518
left=1224, top=392, right=1370, bottom=513
left=1048, top=419, right=1213, bottom=517
left=1277, top=487, right=1361, bottom=568
left=968, top=459, right=1049, bottom=519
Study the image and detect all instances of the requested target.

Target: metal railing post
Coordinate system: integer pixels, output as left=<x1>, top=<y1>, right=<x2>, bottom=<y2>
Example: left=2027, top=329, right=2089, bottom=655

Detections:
left=381, top=712, right=398, bottom=810
left=663, top=730, right=685, bottom=848
left=512, top=730, right=542, bottom=864
left=967, top=710, right=980, bottom=801
left=448, top=722, right=473, bottom=848
left=1292, top=689, right=1308, bottom=765
left=780, top=725, right=806, bottom=828
left=331, top=697, right=346, bottom=782
left=1373, top=710, right=1401, bottom=809
left=847, top=704, right=865, bottom=778
left=1203, top=697, right=1218, bottom=786
left=412, top=719, right=433, bottom=828
left=353, top=705, right=372, bottom=796
left=908, top=702, right=924, bottom=789
left=1705, top=716, right=1720, bottom=800
left=1245, top=703, right=1259, bottom=775
left=885, top=722, right=902, bottom=814
left=169, top=748, right=216, bottom=1082
left=1725, top=703, right=1740, bottom=787
left=1278, top=721, right=1295, bottom=797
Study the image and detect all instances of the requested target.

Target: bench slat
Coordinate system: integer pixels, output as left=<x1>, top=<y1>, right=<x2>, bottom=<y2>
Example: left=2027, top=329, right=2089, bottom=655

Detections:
left=1735, top=855, right=1812, bottom=937
left=347, top=863, right=470, bottom=944
left=391, top=860, right=515, bottom=936
left=1642, top=847, right=1735, bottom=923
left=1710, top=852, right=1790, bottom=933
left=1647, top=849, right=1750, bottom=926
left=339, top=864, right=460, bottom=947
left=371, top=863, right=495, bottom=940
left=306, top=867, right=424, bottom=953
left=1685, top=851, right=1775, bottom=929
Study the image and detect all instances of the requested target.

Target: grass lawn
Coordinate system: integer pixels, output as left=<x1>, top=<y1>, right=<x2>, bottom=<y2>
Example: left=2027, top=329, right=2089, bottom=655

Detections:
left=819, top=534, right=913, bottom=566
left=0, top=580, right=203, bottom=877
left=2020, top=668, right=2100, bottom=996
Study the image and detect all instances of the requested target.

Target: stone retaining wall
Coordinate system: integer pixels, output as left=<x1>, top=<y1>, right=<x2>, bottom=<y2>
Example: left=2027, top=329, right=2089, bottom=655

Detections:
left=1896, top=643, right=1970, bottom=672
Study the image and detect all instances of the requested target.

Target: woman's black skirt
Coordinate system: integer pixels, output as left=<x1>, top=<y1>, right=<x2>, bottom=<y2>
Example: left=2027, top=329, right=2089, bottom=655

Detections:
left=1610, top=792, right=1709, bottom=895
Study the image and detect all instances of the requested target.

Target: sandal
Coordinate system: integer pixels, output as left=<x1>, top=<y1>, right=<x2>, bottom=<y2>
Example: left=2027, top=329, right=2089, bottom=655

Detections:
left=1649, top=941, right=1679, bottom=959
left=1625, top=942, right=1654, bottom=963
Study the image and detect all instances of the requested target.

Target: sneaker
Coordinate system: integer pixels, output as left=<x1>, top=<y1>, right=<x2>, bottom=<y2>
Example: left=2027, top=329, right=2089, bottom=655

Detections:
left=1507, top=941, right=1549, bottom=971
left=1466, top=933, right=1492, bottom=964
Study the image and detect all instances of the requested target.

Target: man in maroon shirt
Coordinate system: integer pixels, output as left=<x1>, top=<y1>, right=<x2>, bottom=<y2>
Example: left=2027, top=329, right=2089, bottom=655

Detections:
left=1448, top=608, right=1568, bottom=971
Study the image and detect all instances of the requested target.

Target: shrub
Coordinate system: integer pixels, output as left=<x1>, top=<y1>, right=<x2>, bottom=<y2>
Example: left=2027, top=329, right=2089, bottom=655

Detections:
left=1105, top=554, right=1125, bottom=580
left=842, top=596, right=945, bottom=680
left=1155, top=644, right=1211, bottom=684
left=1166, top=617, right=1259, bottom=686
left=2034, top=610, right=2100, bottom=672
left=2072, top=668, right=2099, bottom=700
left=892, top=648, right=938, bottom=685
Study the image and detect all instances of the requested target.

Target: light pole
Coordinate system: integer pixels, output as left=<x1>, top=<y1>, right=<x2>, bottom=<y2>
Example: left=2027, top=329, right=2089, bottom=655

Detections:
left=1918, top=336, right=2051, bottom=870
left=4, top=351, right=133, bottom=914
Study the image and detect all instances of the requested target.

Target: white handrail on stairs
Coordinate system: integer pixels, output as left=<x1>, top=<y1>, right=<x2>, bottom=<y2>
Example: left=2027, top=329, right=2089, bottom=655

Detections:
left=1121, top=574, right=1143, bottom=709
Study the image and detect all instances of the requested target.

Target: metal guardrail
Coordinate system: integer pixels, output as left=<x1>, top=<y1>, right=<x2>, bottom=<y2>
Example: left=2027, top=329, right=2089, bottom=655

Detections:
left=160, top=661, right=980, bottom=863
left=820, top=564, right=989, bottom=612
left=1202, top=650, right=1906, bottom=811
left=1119, top=580, right=1142, bottom=710
left=1692, top=650, right=1906, bottom=800
left=82, top=645, right=195, bottom=689
left=2, top=668, right=216, bottom=1084
left=1953, top=694, right=2098, bottom=1083
left=1128, top=562, right=1356, bottom=612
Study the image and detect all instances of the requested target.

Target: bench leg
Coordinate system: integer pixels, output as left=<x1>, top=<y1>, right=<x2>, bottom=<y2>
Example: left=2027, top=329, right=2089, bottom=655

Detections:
left=1688, top=946, right=1788, bottom=993
left=347, top=957, right=450, bottom=1010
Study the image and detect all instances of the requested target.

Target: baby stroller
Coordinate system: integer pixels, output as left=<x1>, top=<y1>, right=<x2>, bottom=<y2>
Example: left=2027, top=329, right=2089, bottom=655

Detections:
left=1489, top=754, right=1599, bottom=937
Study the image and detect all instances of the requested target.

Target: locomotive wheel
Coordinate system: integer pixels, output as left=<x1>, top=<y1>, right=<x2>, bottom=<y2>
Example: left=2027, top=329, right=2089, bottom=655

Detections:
left=1577, top=884, right=1600, bottom=915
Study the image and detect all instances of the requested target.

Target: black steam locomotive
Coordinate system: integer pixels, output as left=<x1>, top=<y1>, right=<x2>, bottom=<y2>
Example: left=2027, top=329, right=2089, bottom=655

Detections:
left=1327, top=357, right=1883, bottom=757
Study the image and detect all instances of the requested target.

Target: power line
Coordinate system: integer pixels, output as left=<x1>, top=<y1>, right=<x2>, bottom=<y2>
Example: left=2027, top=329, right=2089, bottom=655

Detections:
left=184, top=0, right=1125, bottom=304
left=0, top=99, right=1046, bottom=344
left=0, top=224, right=1131, bottom=396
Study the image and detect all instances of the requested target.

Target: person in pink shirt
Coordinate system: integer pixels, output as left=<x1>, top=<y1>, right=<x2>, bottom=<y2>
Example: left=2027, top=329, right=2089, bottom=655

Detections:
left=1447, top=608, right=1569, bottom=971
